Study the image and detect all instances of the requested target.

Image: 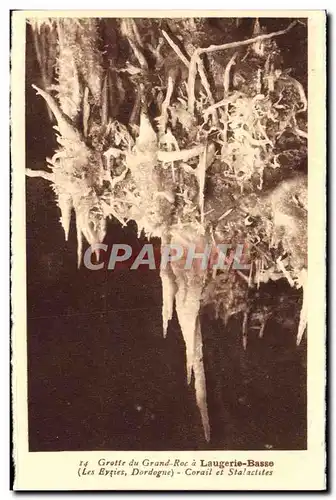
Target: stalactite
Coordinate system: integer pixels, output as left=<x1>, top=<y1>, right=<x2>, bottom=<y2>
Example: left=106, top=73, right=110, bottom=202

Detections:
left=194, top=316, right=210, bottom=442
left=297, top=268, right=307, bottom=346
left=59, top=197, right=72, bottom=241
left=160, top=264, right=177, bottom=338
left=165, top=261, right=210, bottom=441
left=174, top=272, right=200, bottom=384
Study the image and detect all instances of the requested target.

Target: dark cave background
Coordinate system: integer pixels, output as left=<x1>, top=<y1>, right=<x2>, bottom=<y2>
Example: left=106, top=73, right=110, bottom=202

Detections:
left=25, top=18, right=307, bottom=451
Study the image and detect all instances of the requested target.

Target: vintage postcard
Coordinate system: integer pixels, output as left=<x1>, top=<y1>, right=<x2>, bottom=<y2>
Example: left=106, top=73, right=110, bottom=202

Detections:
left=11, top=10, right=326, bottom=491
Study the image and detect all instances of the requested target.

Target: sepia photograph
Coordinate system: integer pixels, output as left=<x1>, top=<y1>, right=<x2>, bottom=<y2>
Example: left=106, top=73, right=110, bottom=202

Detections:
left=26, top=15, right=308, bottom=451
left=11, top=10, right=326, bottom=490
